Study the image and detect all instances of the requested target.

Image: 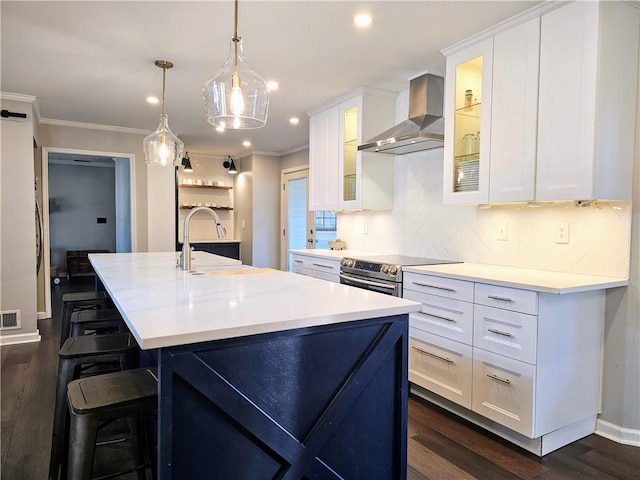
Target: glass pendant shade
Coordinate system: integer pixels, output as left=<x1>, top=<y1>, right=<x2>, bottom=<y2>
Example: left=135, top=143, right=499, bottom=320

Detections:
left=143, top=114, right=184, bottom=166
left=203, top=37, right=270, bottom=129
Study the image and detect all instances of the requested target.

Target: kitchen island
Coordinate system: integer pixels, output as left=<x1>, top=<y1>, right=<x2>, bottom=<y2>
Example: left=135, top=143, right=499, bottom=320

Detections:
left=89, top=252, right=420, bottom=479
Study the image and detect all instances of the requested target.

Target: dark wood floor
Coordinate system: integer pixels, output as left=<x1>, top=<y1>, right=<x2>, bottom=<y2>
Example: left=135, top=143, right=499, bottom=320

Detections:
left=1, top=277, right=638, bottom=480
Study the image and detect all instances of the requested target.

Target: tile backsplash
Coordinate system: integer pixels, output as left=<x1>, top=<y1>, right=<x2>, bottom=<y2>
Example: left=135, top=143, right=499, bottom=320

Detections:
left=337, top=146, right=631, bottom=279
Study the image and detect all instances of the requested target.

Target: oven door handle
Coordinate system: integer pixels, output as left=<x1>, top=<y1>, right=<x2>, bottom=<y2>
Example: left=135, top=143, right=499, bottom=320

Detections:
left=339, top=273, right=398, bottom=291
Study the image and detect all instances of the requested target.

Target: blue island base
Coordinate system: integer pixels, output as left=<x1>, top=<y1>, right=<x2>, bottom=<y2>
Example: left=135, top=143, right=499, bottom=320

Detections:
left=157, top=314, right=408, bottom=479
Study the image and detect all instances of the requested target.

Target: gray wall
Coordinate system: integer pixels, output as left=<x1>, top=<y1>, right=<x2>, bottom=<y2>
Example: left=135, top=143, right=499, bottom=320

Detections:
left=37, top=124, right=149, bottom=251
left=48, top=163, right=116, bottom=273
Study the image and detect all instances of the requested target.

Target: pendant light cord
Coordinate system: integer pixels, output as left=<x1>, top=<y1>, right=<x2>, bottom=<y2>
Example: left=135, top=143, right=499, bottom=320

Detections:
left=233, top=0, right=239, bottom=71
left=161, top=65, right=167, bottom=117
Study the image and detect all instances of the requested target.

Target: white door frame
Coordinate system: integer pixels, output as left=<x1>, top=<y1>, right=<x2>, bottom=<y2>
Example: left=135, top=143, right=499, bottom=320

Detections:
left=280, top=166, right=312, bottom=271
left=40, top=147, right=137, bottom=318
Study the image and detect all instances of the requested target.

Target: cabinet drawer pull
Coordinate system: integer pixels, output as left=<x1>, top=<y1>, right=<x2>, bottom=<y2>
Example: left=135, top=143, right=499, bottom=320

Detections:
left=486, top=373, right=511, bottom=385
left=487, top=295, right=514, bottom=303
left=487, top=328, right=514, bottom=338
left=412, top=282, right=456, bottom=292
left=411, top=347, right=454, bottom=364
left=417, top=311, right=457, bottom=323
left=294, top=259, right=303, bottom=264
left=312, top=263, right=334, bottom=269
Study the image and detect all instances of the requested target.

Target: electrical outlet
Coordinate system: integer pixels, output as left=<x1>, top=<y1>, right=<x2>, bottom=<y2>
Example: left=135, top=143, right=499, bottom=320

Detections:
left=496, top=222, right=508, bottom=241
left=363, top=222, right=368, bottom=235
left=555, top=223, right=570, bottom=244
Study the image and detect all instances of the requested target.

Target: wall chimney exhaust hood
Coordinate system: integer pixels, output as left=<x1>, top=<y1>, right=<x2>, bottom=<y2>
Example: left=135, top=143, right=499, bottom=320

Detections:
left=358, top=73, right=444, bottom=155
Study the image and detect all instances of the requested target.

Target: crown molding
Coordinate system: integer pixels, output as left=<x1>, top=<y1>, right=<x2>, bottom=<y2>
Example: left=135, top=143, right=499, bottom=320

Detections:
left=0, top=92, right=36, bottom=103
left=38, top=117, right=150, bottom=135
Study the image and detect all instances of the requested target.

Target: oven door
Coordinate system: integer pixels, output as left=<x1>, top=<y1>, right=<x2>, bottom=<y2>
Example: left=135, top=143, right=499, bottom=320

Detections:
left=339, top=272, right=401, bottom=296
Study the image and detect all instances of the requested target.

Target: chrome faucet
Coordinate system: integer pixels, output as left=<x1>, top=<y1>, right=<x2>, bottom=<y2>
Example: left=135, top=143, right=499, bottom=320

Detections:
left=180, top=206, right=226, bottom=270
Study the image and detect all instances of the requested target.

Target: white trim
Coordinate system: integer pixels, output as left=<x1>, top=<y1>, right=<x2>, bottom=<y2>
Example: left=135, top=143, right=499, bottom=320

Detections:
left=281, top=165, right=309, bottom=175
left=37, top=311, right=47, bottom=320
left=41, top=147, right=137, bottom=318
left=282, top=144, right=309, bottom=156
left=38, top=117, right=150, bottom=135
left=251, top=150, right=281, bottom=157
left=596, top=418, right=640, bottom=447
left=0, top=92, right=36, bottom=103
left=0, top=331, right=41, bottom=346
left=441, top=1, right=565, bottom=57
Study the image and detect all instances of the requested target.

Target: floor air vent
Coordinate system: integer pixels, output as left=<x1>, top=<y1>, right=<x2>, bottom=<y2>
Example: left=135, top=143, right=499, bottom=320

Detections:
left=1, top=310, right=21, bottom=329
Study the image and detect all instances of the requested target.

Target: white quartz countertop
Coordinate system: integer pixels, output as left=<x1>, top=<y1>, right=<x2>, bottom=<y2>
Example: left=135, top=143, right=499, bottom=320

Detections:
left=89, top=252, right=420, bottom=350
left=289, top=249, right=385, bottom=260
left=403, top=263, right=628, bottom=294
left=178, top=239, right=241, bottom=244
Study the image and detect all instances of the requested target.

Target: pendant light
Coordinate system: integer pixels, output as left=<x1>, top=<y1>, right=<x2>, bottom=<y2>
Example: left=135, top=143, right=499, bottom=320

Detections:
left=144, top=60, right=184, bottom=166
left=203, top=0, right=269, bottom=129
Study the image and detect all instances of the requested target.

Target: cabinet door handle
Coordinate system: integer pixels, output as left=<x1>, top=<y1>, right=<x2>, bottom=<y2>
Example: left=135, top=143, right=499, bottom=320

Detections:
left=486, top=373, right=511, bottom=385
left=487, top=328, right=514, bottom=338
left=412, top=282, right=456, bottom=292
left=416, top=310, right=457, bottom=323
left=411, top=347, right=454, bottom=364
left=487, top=295, right=514, bottom=303
left=312, top=263, right=334, bottom=269
left=293, top=259, right=303, bottom=264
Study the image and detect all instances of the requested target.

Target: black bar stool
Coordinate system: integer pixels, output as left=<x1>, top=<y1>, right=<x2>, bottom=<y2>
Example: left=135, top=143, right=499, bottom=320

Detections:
left=70, top=309, right=126, bottom=337
left=48, top=333, right=139, bottom=480
left=60, top=291, right=112, bottom=348
left=66, top=368, right=158, bottom=480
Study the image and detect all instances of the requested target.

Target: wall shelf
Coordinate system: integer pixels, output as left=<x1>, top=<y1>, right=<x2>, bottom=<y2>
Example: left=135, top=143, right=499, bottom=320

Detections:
left=179, top=184, right=232, bottom=190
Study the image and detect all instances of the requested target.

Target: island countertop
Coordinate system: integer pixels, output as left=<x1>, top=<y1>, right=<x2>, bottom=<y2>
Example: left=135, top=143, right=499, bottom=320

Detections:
left=89, top=252, right=420, bottom=350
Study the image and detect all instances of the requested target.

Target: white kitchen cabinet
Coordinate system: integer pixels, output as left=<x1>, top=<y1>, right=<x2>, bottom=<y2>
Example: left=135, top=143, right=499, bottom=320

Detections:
left=404, top=270, right=605, bottom=455
left=442, top=0, right=639, bottom=204
left=535, top=1, right=638, bottom=201
left=308, top=88, right=396, bottom=211
left=443, top=38, right=493, bottom=205
left=291, top=253, right=340, bottom=283
left=443, top=17, right=539, bottom=205
left=488, top=17, right=540, bottom=203
left=308, top=105, right=339, bottom=211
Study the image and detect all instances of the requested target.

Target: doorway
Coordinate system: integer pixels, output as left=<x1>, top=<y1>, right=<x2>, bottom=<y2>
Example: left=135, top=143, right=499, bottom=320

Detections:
left=280, top=167, right=336, bottom=271
left=40, top=147, right=135, bottom=318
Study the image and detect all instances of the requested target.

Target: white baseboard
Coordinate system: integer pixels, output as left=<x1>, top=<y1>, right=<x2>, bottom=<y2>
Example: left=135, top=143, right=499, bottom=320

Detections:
left=596, top=418, right=640, bottom=447
left=0, top=330, right=42, bottom=346
left=37, top=311, right=48, bottom=320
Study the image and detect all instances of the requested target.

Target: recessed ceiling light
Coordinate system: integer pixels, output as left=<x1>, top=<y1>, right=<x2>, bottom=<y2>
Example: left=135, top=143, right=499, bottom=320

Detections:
left=289, top=117, right=299, bottom=125
left=146, top=96, right=159, bottom=105
left=354, top=13, right=372, bottom=28
left=267, top=81, right=279, bottom=91
left=243, top=140, right=251, bottom=147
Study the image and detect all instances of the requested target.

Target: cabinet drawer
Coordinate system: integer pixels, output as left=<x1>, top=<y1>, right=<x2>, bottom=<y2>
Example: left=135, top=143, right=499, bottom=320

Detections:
left=293, top=262, right=339, bottom=283
left=474, top=283, right=537, bottom=315
left=472, top=347, right=535, bottom=437
left=404, top=290, right=473, bottom=345
left=403, top=273, right=474, bottom=302
left=474, top=305, right=537, bottom=364
left=409, top=331, right=472, bottom=409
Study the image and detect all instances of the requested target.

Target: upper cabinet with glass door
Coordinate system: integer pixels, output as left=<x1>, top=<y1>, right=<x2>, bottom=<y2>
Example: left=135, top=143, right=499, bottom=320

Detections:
left=443, top=38, right=493, bottom=205
left=308, top=88, right=396, bottom=211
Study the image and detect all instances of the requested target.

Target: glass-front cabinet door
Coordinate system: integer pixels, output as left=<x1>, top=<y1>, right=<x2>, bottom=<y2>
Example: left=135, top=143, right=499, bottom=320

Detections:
left=443, top=38, right=493, bottom=204
left=339, top=96, right=362, bottom=210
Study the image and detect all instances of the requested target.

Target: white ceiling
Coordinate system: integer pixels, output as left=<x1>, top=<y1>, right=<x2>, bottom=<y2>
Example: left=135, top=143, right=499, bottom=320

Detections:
left=1, top=1, right=542, bottom=159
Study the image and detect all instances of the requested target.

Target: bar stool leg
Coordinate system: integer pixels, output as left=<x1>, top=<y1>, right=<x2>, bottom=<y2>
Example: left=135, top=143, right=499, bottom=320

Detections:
left=48, top=357, right=78, bottom=480
left=67, top=412, right=99, bottom=480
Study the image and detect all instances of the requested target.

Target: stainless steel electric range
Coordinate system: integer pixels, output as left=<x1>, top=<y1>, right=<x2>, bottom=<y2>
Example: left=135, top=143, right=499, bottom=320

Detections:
left=339, top=254, right=461, bottom=297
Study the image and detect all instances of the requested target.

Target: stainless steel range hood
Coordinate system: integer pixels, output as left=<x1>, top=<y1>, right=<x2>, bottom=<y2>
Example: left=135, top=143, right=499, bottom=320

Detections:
left=358, top=73, right=444, bottom=155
